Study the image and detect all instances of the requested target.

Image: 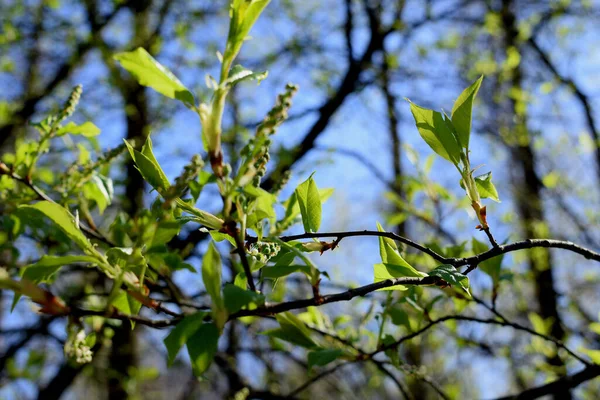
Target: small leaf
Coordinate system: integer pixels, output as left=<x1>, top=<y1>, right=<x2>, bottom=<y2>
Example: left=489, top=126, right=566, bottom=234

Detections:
left=408, top=101, right=462, bottom=165
left=428, top=265, right=470, bottom=296
left=124, top=139, right=170, bottom=192
left=223, top=284, right=265, bottom=314
left=307, top=349, right=343, bottom=370
left=209, top=231, right=236, bottom=247
left=202, top=242, right=223, bottom=310
left=264, top=312, right=317, bottom=349
left=186, top=322, right=220, bottom=376
left=374, top=263, right=427, bottom=292
left=163, top=312, right=206, bottom=366
left=581, top=348, right=600, bottom=364
left=295, top=173, right=322, bottom=233
left=223, top=65, right=268, bottom=87
left=387, top=305, right=412, bottom=332
left=451, top=76, right=483, bottom=149
left=152, top=221, right=182, bottom=247
left=114, top=48, right=195, bottom=107
left=19, top=201, right=92, bottom=252
left=261, top=264, right=311, bottom=280
left=474, top=172, right=500, bottom=202
left=472, top=238, right=503, bottom=283
left=21, top=255, right=98, bottom=284
left=56, top=121, right=101, bottom=137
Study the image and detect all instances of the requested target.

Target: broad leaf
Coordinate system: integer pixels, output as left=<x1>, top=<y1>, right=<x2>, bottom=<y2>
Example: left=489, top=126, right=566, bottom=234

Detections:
left=264, top=312, right=317, bottom=349
left=295, top=174, right=322, bottom=233
left=374, top=263, right=427, bottom=291
left=186, top=322, right=220, bottom=376
left=307, top=349, right=343, bottom=370
left=223, top=284, right=265, bottom=314
left=56, top=121, right=101, bottom=137
left=451, top=75, right=483, bottom=148
left=114, top=48, right=195, bottom=107
left=202, top=242, right=224, bottom=309
left=163, top=312, right=206, bottom=366
left=408, top=101, right=462, bottom=165
left=472, top=238, right=503, bottom=283
left=387, top=305, right=412, bottom=332
left=209, top=231, right=236, bottom=247
left=428, top=265, right=470, bottom=296
left=19, top=201, right=92, bottom=252
left=261, top=264, right=311, bottom=280
left=21, top=255, right=98, bottom=284
left=474, top=172, right=500, bottom=202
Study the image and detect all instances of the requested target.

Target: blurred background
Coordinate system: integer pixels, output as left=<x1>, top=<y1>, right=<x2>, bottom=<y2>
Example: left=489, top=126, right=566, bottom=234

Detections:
left=1, top=0, right=600, bottom=398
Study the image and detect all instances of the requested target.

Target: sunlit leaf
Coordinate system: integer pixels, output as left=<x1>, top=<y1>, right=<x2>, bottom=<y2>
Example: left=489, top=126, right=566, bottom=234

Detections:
left=114, top=48, right=195, bottom=107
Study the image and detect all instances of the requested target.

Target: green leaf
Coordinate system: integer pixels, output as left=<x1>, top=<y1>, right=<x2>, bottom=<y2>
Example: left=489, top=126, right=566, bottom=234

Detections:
left=114, top=48, right=195, bottom=107
left=408, top=101, right=462, bottom=165
left=202, top=242, right=223, bottom=309
left=451, top=76, right=483, bottom=148
left=428, top=265, right=470, bottom=296
left=581, top=348, right=600, bottom=364
left=56, top=121, right=101, bottom=137
left=474, top=172, right=500, bottom=202
left=223, top=65, right=268, bottom=87
left=261, top=264, right=311, bottom=280
left=307, top=349, right=343, bottom=370
left=82, top=174, right=112, bottom=214
left=186, top=322, right=220, bottom=376
left=374, top=263, right=427, bottom=292
left=21, top=255, right=98, bottom=284
left=124, top=138, right=170, bottom=192
left=209, top=231, right=236, bottom=247
left=152, top=221, right=182, bottom=247
left=471, top=238, right=503, bottom=282
left=163, top=312, right=206, bottom=366
left=228, top=0, right=271, bottom=50
left=295, top=173, right=322, bottom=233
left=244, top=186, right=277, bottom=229
left=280, top=188, right=333, bottom=231
left=387, top=305, right=412, bottom=332
left=375, top=223, right=423, bottom=278
left=19, top=201, right=92, bottom=252
left=264, top=312, right=317, bottom=349
left=223, top=284, right=265, bottom=314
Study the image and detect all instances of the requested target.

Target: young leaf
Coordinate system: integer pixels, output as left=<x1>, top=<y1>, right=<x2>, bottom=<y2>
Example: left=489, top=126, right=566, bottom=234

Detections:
left=223, top=65, right=268, bottom=88
left=223, top=284, right=265, bottom=314
left=19, top=201, right=92, bottom=252
left=387, top=305, right=412, bottom=332
left=21, top=255, right=98, bottom=284
left=202, top=242, right=224, bottom=309
left=428, top=265, right=470, bottom=296
left=474, top=172, right=500, bottom=202
left=295, top=174, right=322, bottom=233
left=186, top=322, right=220, bottom=376
left=307, top=349, right=343, bottom=370
left=407, top=101, right=462, bottom=165
left=451, top=75, right=483, bottom=148
left=271, top=312, right=318, bottom=349
left=56, top=121, right=101, bottom=137
left=209, top=231, right=237, bottom=247
left=374, top=263, right=427, bottom=292
left=124, top=139, right=170, bottom=192
left=261, top=264, right=311, bottom=280
left=472, top=238, right=503, bottom=283
left=163, top=312, right=206, bottom=366
left=114, top=48, right=195, bottom=107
